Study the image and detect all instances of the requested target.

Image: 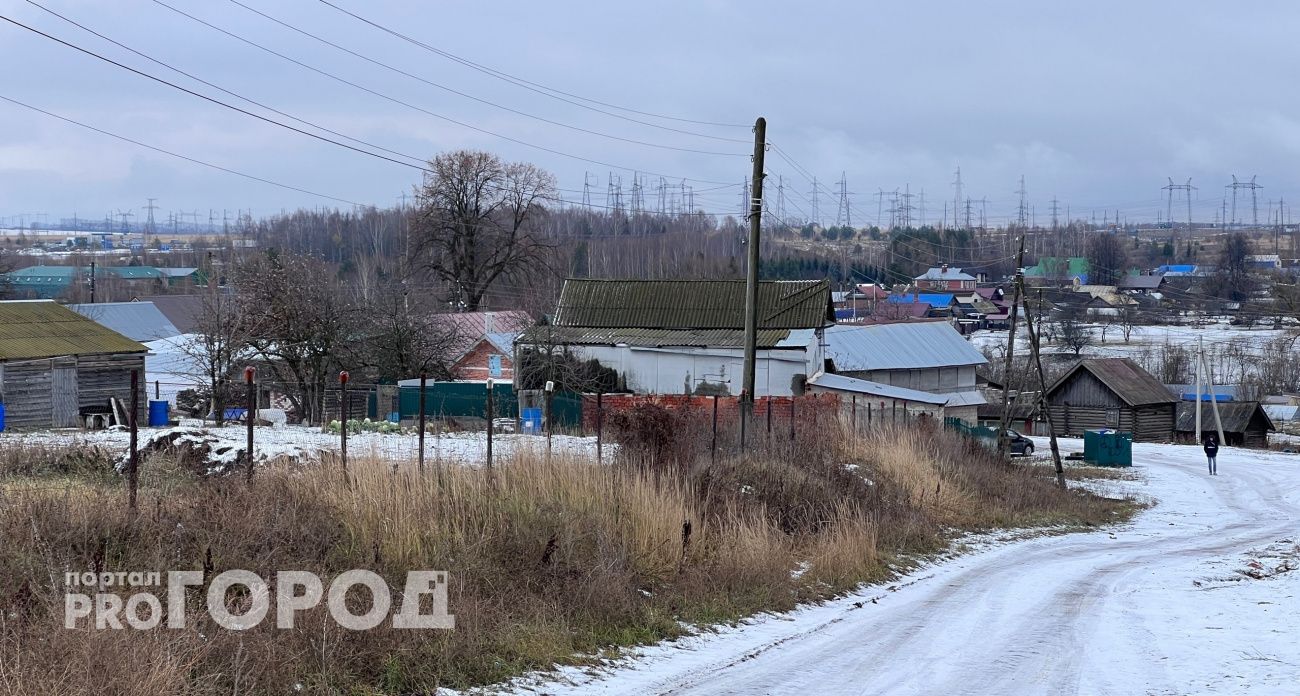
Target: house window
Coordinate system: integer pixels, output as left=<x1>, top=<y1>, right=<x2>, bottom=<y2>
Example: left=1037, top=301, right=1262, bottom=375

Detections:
left=1105, top=408, right=1119, bottom=427
left=488, top=354, right=503, bottom=379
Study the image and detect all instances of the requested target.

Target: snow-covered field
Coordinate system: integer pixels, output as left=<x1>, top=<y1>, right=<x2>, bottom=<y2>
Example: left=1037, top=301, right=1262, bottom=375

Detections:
left=508, top=438, right=1300, bottom=695
left=0, top=421, right=601, bottom=467
left=969, top=322, right=1293, bottom=362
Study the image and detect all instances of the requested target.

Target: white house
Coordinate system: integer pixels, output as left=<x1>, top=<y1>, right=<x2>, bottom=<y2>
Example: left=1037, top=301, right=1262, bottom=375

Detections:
left=517, top=279, right=834, bottom=397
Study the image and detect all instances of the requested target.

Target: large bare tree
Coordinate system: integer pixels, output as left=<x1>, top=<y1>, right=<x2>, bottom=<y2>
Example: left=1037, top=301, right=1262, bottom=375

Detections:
left=410, top=150, right=556, bottom=311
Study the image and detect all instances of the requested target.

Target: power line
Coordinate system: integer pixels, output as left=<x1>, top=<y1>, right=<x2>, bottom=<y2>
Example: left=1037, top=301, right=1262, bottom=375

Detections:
left=314, top=0, right=751, bottom=132
left=225, top=0, right=746, bottom=157
left=0, top=93, right=361, bottom=205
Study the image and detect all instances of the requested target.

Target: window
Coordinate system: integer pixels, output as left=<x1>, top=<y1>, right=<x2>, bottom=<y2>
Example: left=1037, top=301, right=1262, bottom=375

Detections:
left=1105, top=408, right=1120, bottom=427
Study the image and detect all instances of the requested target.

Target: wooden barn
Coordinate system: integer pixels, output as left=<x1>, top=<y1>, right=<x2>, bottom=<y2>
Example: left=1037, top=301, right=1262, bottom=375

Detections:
left=0, top=301, right=148, bottom=429
left=1044, top=358, right=1178, bottom=442
left=1175, top=401, right=1275, bottom=448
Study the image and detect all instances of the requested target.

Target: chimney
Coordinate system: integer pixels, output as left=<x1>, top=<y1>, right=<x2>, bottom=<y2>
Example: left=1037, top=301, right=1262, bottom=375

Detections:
left=940, top=263, right=949, bottom=274
left=484, top=312, right=494, bottom=335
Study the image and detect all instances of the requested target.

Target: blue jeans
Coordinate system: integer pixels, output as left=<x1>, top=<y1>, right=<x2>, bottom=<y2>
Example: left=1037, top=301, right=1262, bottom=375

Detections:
left=1207, top=456, right=1217, bottom=474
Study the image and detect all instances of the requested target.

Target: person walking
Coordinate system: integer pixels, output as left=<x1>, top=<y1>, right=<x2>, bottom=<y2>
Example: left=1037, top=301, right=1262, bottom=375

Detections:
left=1203, top=435, right=1219, bottom=475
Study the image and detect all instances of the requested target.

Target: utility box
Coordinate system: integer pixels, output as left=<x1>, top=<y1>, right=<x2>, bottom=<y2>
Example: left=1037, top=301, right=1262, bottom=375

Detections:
left=1083, top=429, right=1133, bottom=467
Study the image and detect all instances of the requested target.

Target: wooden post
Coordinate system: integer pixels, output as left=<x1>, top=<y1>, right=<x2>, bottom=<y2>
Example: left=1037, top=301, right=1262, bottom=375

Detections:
left=1022, top=280, right=1067, bottom=489
left=997, top=235, right=1028, bottom=459
left=417, top=371, right=427, bottom=473
left=851, top=394, right=857, bottom=433
left=154, top=379, right=160, bottom=400
left=127, top=369, right=139, bottom=511
left=765, top=396, right=772, bottom=437
left=244, top=366, right=255, bottom=484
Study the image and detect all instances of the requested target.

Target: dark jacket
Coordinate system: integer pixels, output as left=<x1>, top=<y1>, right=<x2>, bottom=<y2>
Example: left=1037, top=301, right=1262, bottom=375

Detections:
left=1203, top=440, right=1219, bottom=457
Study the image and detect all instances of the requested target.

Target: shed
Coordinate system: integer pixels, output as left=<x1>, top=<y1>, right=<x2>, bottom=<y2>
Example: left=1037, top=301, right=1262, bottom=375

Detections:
left=1175, top=401, right=1275, bottom=448
left=0, top=300, right=147, bottom=428
left=1044, top=358, right=1178, bottom=442
left=806, top=372, right=947, bottom=424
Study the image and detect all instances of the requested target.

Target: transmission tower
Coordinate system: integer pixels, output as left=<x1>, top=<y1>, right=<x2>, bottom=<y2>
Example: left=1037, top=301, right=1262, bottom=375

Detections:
left=1226, top=175, right=1262, bottom=229
left=835, top=172, right=853, bottom=227
left=1015, top=175, right=1028, bottom=228
left=898, top=184, right=915, bottom=228
left=630, top=173, right=644, bottom=216
left=952, top=167, right=963, bottom=230
left=142, top=198, right=157, bottom=249
left=809, top=177, right=821, bottom=227
left=741, top=177, right=751, bottom=219
left=582, top=172, right=594, bottom=208
left=1162, top=178, right=1196, bottom=235
left=606, top=173, right=623, bottom=218
left=115, top=210, right=134, bottom=233
left=775, top=175, right=787, bottom=225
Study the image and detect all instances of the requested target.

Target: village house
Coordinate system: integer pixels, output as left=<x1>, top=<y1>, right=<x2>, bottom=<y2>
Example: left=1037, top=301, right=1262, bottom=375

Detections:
left=517, top=279, right=833, bottom=397
left=0, top=300, right=147, bottom=429
left=913, top=265, right=978, bottom=291
left=1044, top=358, right=1178, bottom=442
left=822, top=321, right=988, bottom=423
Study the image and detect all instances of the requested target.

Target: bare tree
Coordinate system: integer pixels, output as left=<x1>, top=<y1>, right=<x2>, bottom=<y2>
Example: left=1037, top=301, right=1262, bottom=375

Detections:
left=1085, top=233, right=1128, bottom=287
left=358, top=282, right=463, bottom=382
left=1052, top=306, right=1092, bottom=356
left=1210, top=232, right=1256, bottom=302
left=180, top=277, right=250, bottom=425
left=410, top=151, right=556, bottom=311
left=237, top=252, right=360, bottom=425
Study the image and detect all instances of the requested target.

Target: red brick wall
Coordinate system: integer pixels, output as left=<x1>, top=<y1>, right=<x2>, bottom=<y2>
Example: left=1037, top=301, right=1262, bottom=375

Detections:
left=451, top=339, right=513, bottom=381
left=579, top=393, right=841, bottom=432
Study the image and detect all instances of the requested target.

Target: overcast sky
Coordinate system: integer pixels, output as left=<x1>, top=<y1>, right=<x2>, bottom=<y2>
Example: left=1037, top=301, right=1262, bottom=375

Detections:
left=2, top=0, right=1299, bottom=228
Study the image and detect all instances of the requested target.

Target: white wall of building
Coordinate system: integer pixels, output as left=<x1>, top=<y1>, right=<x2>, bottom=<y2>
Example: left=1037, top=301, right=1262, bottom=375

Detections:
left=573, top=332, right=822, bottom=397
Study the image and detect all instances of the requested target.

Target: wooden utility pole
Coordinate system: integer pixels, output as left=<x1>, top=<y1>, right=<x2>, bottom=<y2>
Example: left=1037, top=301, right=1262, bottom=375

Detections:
left=997, top=235, right=1027, bottom=459
left=740, top=116, right=767, bottom=446
left=1024, top=288, right=1067, bottom=488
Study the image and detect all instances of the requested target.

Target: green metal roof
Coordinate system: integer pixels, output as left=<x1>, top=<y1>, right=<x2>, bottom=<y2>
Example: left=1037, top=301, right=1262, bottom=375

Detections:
left=0, top=301, right=149, bottom=360
left=552, top=279, right=833, bottom=330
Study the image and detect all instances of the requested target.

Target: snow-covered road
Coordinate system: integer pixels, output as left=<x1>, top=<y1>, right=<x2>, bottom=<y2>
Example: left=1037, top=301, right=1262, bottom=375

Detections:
left=519, top=440, right=1300, bottom=695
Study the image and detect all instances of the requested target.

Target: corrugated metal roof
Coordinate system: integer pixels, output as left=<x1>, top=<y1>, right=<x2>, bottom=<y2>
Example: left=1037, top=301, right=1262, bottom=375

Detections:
left=808, top=372, right=949, bottom=405
left=1048, top=358, right=1179, bottom=407
left=552, top=279, right=832, bottom=330
left=0, top=300, right=149, bottom=360
left=824, top=323, right=988, bottom=371
left=887, top=293, right=955, bottom=306
left=517, top=325, right=793, bottom=349
left=943, top=391, right=989, bottom=407
left=1175, top=401, right=1273, bottom=433
left=915, top=267, right=977, bottom=281
left=1262, top=404, right=1299, bottom=422
left=67, top=302, right=182, bottom=342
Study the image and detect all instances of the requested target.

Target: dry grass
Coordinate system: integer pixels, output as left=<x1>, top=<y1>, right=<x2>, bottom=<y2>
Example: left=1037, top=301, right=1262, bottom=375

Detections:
left=0, top=420, right=1133, bottom=693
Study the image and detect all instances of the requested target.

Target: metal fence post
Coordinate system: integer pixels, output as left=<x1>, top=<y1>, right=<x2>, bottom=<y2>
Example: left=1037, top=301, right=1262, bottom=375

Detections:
left=595, top=391, right=603, bottom=465
left=851, top=395, right=857, bottom=433
left=417, top=371, right=428, bottom=473
left=765, top=396, right=772, bottom=438
left=545, top=380, right=554, bottom=461
left=244, top=367, right=255, bottom=484
left=339, top=371, right=350, bottom=478
left=789, top=397, right=796, bottom=442
left=154, top=379, right=160, bottom=401
left=128, top=369, right=139, bottom=511
left=486, top=378, right=494, bottom=473
left=711, top=394, right=719, bottom=465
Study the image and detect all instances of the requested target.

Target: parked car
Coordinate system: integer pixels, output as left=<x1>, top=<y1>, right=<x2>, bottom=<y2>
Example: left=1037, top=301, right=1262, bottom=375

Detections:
left=1003, top=429, right=1035, bottom=456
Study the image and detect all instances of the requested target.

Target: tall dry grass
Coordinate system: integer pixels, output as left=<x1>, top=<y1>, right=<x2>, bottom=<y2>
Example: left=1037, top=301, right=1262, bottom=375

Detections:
left=0, top=418, right=1132, bottom=693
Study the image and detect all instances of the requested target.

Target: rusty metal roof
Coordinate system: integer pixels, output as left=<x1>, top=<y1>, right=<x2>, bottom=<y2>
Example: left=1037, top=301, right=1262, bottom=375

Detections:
left=0, top=301, right=149, bottom=360
left=1048, top=358, right=1179, bottom=407
left=551, top=279, right=833, bottom=330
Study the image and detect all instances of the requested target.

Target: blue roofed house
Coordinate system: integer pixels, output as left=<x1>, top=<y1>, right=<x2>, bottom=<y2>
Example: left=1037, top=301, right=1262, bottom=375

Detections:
left=821, top=322, right=988, bottom=423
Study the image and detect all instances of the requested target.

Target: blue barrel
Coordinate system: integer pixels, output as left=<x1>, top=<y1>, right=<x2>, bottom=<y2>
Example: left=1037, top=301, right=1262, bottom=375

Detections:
left=148, top=400, right=170, bottom=427
left=521, top=407, right=543, bottom=434
left=0, top=402, right=6, bottom=432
